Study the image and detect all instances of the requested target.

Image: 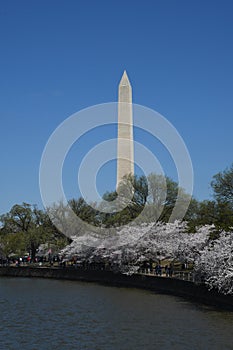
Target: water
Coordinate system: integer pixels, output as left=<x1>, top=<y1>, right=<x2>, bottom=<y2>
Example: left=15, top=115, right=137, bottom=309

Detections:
left=0, top=277, right=233, bottom=350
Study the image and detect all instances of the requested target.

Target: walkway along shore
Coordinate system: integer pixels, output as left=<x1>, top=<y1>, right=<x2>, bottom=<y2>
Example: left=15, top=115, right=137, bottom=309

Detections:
left=0, top=266, right=233, bottom=311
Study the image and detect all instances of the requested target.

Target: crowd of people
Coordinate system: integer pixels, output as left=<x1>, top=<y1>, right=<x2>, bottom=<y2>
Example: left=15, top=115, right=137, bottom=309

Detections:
left=0, top=254, right=193, bottom=280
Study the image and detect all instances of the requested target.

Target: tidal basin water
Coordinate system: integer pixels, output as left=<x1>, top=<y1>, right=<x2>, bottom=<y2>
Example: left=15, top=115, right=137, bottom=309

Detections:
left=0, top=278, right=233, bottom=350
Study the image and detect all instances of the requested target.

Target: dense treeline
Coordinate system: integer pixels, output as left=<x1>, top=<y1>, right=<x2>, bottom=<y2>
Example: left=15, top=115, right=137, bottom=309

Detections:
left=0, top=203, right=70, bottom=259
left=0, top=164, right=233, bottom=259
left=67, top=165, right=233, bottom=231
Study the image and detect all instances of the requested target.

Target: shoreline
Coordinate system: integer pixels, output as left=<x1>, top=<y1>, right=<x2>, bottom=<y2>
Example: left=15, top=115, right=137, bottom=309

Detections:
left=0, top=266, right=232, bottom=311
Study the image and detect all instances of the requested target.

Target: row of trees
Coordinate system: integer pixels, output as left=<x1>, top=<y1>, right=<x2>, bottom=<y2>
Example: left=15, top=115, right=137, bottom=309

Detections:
left=60, top=220, right=233, bottom=295
left=61, top=164, right=233, bottom=231
left=0, top=164, right=232, bottom=260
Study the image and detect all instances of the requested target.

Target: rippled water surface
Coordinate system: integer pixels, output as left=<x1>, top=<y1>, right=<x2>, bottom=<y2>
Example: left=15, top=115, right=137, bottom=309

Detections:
left=0, top=277, right=233, bottom=350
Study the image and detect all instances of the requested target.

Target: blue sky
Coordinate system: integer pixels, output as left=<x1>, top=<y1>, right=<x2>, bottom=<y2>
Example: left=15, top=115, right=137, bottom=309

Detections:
left=1, top=0, right=233, bottom=214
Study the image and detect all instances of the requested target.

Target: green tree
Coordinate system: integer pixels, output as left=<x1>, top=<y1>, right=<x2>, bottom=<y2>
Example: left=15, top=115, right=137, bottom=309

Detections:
left=0, top=203, right=32, bottom=234
left=101, top=174, right=149, bottom=226
left=187, top=200, right=218, bottom=230
left=101, top=173, right=192, bottom=225
left=186, top=199, right=233, bottom=233
left=0, top=232, right=27, bottom=258
left=147, top=174, right=192, bottom=223
left=69, top=198, right=99, bottom=226
left=211, top=164, right=233, bottom=207
left=210, top=164, right=233, bottom=230
left=0, top=203, right=66, bottom=259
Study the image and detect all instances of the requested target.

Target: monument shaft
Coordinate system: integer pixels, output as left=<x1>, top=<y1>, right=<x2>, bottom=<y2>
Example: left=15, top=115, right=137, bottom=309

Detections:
left=117, top=71, right=134, bottom=186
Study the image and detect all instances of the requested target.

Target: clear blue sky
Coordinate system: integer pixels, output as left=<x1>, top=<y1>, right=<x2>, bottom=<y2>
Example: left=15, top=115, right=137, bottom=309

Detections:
left=1, top=0, right=233, bottom=214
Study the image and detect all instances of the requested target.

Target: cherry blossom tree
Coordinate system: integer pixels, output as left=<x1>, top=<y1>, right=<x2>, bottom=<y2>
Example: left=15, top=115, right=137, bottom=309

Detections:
left=194, top=231, right=233, bottom=295
left=176, top=225, right=214, bottom=263
left=59, top=220, right=233, bottom=295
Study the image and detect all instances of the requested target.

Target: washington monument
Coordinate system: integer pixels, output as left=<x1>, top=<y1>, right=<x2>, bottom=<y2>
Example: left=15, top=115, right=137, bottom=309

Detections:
left=117, top=71, right=134, bottom=186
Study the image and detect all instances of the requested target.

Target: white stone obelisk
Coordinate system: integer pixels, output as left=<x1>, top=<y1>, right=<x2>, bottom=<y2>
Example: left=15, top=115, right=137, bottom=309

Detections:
left=117, top=70, right=134, bottom=187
